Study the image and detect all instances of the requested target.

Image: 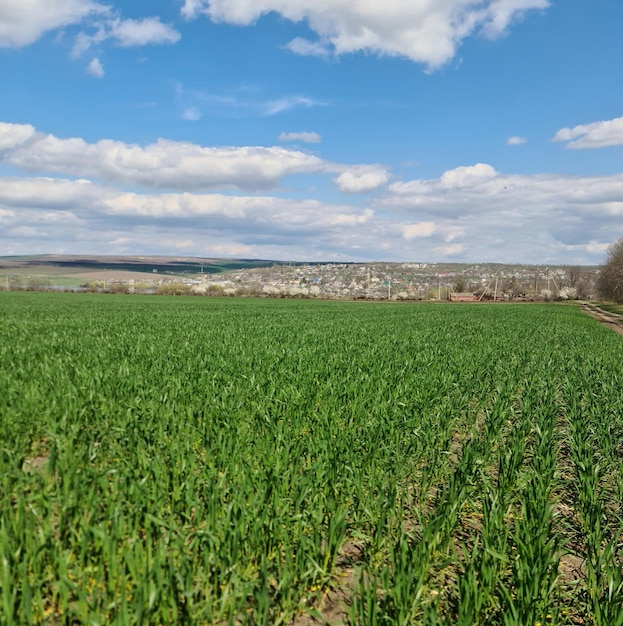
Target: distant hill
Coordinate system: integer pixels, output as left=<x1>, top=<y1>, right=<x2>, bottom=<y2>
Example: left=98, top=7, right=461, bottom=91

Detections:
left=0, top=254, right=600, bottom=299
left=0, top=255, right=282, bottom=276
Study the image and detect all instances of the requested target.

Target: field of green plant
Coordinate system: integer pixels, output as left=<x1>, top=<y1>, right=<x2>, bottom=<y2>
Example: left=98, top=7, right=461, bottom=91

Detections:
left=2, top=292, right=623, bottom=625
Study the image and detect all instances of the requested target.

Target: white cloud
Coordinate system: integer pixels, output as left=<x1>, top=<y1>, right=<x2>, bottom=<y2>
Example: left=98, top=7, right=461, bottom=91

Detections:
left=4, top=121, right=623, bottom=264
left=0, top=122, right=372, bottom=192
left=0, top=122, right=36, bottom=151
left=439, top=163, right=497, bottom=189
left=86, top=57, right=104, bottom=77
left=181, top=107, right=201, bottom=121
left=2, top=167, right=623, bottom=263
left=174, top=84, right=324, bottom=119
left=0, top=1, right=179, bottom=54
left=263, top=96, right=318, bottom=116
left=585, top=241, right=611, bottom=255
left=334, top=167, right=390, bottom=193
left=285, top=37, right=331, bottom=58
left=553, top=116, right=623, bottom=149
left=278, top=131, right=321, bottom=144
left=107, top=17, right=180, bottom=47
left=380, top=163, right=623, bottom=261
left=0, top=0, right=106, bottom=48
left=181, top=0, right=549, bottom=69
left=434, top=243, right=464, bottom=256
left=0, top=177, right=100, bottom=212
left=72, top=16, right=180, bottom=55
left=402, top=222, right=436, bottom=240
left=0, top=175, right=373, bottom=230
left=72, top=28, right=106, bottom=56
left=0, top=176, right=395, bottom=261
left=507, top=136, right=527, bottom=145
left=181, top=0, right=205, bottom=20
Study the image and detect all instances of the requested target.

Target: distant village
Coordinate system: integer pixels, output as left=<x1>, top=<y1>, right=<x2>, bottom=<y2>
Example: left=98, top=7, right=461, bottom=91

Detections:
left=2, top=258, right=599, bottom=301
left=78, top=262, right=598, bottom=301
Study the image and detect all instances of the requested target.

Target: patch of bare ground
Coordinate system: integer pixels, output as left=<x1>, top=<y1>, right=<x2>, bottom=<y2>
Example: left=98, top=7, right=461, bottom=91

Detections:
left=553, top=498, right=586, bottom=590
left=22, top=454, right=49, bottom=474
left=558, top=551, right=585, bottom=585
left=63, top=270, right=182, bottom=282
left=291, top=542, right=364, bottom=626
left=580, top=303, right=623, bottom=337
left=21, top=438, right=53, bottom=475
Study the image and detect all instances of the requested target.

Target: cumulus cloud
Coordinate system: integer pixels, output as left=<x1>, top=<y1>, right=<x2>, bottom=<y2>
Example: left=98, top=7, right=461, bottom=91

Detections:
left=0, top=122, right=36, bottom=151
left=439, top=163, right=497, bottom=189
left=2, top=166, right=623, bottom=263
left=402, top=222, right=436, bottom=240
left=3, top=121, right=623, bottom=264
left=181, top=0, right=204, bottom=20
left=553, top=116, right=623, bottom=149
left=0, top=122, right=387, bottom=194
left=107, top=17, right=180, bottom=47
left=0, top=177, right=102, bottom=214
left=334, top=167, right=390, bottom=193
left=278, top=131, right=321, bottom=143
left=72, top=16, right=180, bottom=56
left=0, top=0, right=179, bottom=54
left=72, top=17, right=181, bottom=57
left=380, top=163, right=623, bottom=261
left=0, top=175, right=423, bottom=261
left=86, top=57, right=104, bottom=77
left=181, top=0, right=549, bottom=69
left=507, top=136, right=527, bottom=145
left=0, top=122, right=334, bottom=191
left=0, top=176, right=377, bottom=250
left=0, top=0, right=106, bottom=47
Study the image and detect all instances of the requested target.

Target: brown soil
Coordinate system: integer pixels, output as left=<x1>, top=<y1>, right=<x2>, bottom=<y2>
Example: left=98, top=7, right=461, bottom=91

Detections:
left=22, top=455, right=49, bottom=474
left=580, top=303, right=623, bottom=337
left=64, top=270, right=182, bottom=282
left=291, top=542, right=364, bottom=626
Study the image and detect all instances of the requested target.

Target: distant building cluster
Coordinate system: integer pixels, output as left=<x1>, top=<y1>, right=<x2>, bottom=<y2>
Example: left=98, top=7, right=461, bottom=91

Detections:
left=168, top=262, right=596, bottom=301
left=2, top=261, right=598, bottom=301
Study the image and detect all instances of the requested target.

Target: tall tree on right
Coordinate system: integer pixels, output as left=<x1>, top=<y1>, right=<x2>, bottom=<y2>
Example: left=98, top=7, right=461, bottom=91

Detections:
left=597, top=238, right=623, bottom=302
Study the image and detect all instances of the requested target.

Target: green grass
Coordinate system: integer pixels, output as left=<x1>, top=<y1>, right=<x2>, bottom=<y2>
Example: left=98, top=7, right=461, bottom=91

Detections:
left=1, top=274, right=87, bottom=288
left=1, top=293, right=622, bottom=624
left=596, top=302, right=623, bottom=315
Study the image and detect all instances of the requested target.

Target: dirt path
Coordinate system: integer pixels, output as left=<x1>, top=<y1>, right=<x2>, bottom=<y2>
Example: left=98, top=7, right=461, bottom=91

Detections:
left=580, top=302, right=623, bottom=337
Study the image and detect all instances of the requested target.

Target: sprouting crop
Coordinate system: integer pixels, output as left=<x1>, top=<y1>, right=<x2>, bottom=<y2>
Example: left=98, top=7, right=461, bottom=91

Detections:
left=1, top=292, right=622, bottom=624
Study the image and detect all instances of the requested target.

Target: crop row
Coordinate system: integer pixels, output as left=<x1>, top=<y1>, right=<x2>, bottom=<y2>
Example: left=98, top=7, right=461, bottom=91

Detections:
left=1, top=293, right=622, bottom=624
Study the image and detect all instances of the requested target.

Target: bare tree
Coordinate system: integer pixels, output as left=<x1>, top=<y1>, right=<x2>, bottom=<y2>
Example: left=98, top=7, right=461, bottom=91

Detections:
left=567, top=265, right=582, bottom=287
left=597, top=238, right=623, bottom=302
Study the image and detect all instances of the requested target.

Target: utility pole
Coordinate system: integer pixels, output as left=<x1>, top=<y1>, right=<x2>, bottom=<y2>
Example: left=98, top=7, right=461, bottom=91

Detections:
left=547, top=270, right=551, bottom=296
left=535, top=271, right=538, bottom=296
left=548, top=269, right=561, bottom=298
left=493, top=276, right=498, bottom=302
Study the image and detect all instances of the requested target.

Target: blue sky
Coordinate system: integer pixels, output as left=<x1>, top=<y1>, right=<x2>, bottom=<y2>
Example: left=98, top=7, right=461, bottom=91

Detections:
left=1, top=0, right=622, bottom=264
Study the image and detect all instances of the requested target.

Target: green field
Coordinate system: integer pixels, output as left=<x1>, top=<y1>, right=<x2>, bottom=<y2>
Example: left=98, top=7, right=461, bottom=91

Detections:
left=1, top=293, right=623, bottom=625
